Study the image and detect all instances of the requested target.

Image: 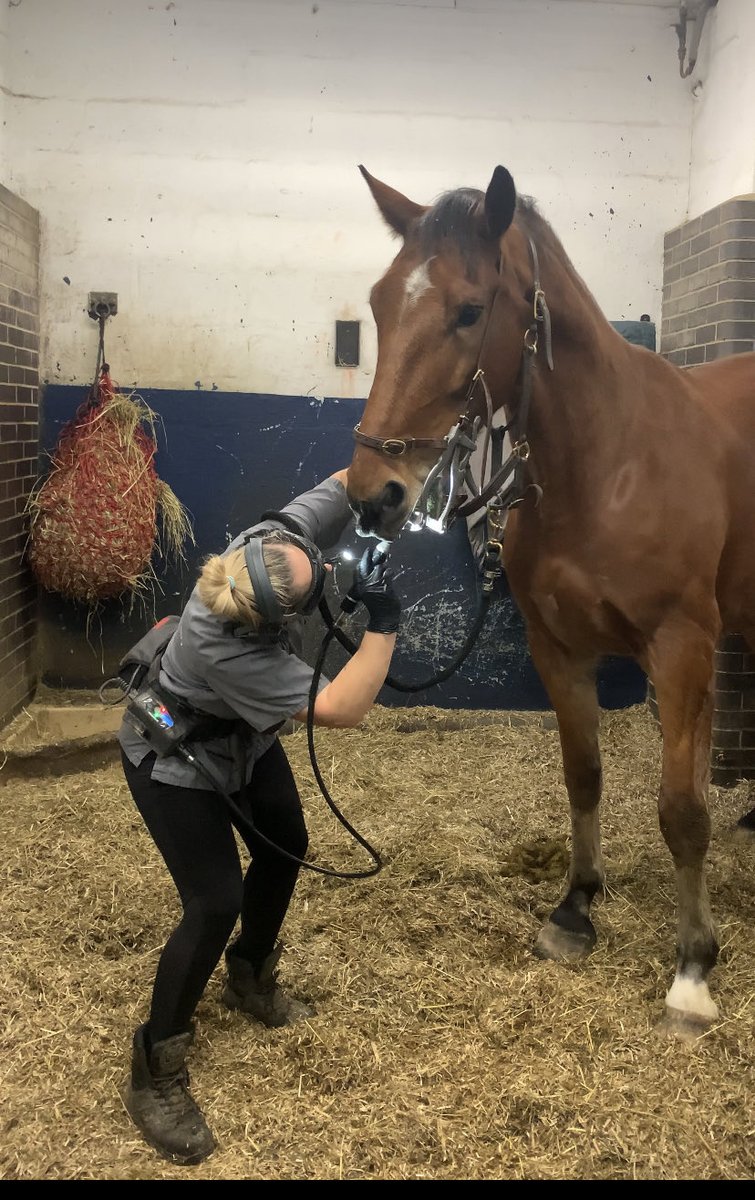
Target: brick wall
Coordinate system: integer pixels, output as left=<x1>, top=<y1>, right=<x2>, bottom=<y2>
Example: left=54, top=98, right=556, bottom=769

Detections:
left=709, top=636, right=755, bottom=787
left=661, top=197, right=755, bottom=366
left=656, top=195, right=755, bottom=786
left=0, top=185, right=40, bottom=729
left=646, top=636, right=755, bottom=787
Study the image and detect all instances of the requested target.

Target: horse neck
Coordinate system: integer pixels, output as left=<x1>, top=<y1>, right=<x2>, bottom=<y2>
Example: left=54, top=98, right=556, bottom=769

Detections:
left=501, top=219, right=635, bottom=491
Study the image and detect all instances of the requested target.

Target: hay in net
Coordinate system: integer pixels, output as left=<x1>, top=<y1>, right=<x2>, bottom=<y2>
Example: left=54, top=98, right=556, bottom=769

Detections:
left=27, top=372, right=193, bottom=605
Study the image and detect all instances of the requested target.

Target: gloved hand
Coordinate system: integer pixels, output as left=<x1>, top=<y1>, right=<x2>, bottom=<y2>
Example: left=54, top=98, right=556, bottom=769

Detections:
left=340, top=543, right=401, bottom=634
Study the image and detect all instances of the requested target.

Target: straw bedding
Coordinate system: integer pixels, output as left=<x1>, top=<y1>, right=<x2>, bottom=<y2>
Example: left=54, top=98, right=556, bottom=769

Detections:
left=1, top=702, right=754, bottom=1180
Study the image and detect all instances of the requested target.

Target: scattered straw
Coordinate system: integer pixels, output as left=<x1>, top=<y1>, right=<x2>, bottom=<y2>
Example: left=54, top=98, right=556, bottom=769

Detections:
left=1, top=703, right=754, bottom=1179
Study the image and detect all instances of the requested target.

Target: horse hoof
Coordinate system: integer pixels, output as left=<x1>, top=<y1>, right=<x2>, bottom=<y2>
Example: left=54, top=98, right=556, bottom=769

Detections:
left=534, top=920, right=596, bottom=962
left=732, top=805, right=755, bottom=844
left=733, top=828, right=755, bottom=846
left=655, top=1007, right=713, bottom=1042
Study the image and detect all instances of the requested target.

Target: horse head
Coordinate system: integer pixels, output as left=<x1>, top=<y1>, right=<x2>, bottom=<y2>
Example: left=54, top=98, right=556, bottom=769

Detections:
left=348, top=164, right=535, bottom=540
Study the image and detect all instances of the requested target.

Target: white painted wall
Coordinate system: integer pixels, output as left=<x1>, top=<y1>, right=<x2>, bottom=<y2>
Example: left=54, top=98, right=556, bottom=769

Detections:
left=2, top=0, right=691, bottom=398
left=0, top=1, right=7, bottom=170
left=687, top=0, right=755, bottom=219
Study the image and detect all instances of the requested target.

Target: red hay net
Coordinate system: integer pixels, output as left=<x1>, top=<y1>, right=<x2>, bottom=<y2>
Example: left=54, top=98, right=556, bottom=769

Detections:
left=28, top=369, right=192, bottom=605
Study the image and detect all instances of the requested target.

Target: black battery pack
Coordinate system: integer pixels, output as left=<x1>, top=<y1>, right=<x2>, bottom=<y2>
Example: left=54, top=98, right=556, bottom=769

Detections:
left=124, top=680, right=206, bottom=758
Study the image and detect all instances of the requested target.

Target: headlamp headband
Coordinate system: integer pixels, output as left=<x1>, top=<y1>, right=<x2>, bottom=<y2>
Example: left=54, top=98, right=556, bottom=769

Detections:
left=244, top=536, right=285, bottom=625
left=242, top=525, right=327, bottom=625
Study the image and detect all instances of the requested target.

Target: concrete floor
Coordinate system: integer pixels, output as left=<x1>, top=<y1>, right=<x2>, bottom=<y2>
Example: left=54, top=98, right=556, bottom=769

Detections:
left=0, top=691, right=122, bottom=761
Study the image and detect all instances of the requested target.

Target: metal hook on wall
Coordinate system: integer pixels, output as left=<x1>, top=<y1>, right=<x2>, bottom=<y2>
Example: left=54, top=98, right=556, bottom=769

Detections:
left=674, top=0, right=718, bottom=79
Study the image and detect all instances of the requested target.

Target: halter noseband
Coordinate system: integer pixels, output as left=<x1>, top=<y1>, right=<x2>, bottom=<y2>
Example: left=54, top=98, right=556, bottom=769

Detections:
left=352, top=429, right=448, bottom=456
left=353, top=235, right=554, bottom=532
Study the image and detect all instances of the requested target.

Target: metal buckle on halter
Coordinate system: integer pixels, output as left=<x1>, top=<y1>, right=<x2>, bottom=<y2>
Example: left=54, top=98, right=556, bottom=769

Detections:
left=381, top=438, right=408, bottom=457
left=523, top=326, right=538, bottom=354
left=512, top=437, right=530, bottom=461
left=481, top=538, right=503, bottom=594
left=486, top=502, right=507, bottom=542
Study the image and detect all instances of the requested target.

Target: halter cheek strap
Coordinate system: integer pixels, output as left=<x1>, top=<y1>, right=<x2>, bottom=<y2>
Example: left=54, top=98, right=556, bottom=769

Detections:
left=244, top=536, right=284, bottom=625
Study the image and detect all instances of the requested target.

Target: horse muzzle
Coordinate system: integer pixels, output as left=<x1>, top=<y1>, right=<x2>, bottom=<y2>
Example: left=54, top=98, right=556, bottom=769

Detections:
left=349, top=479, right=410, bottom=539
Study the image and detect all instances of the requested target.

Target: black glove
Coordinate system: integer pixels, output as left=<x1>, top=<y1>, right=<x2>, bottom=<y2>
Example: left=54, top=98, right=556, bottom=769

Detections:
left=341, top=543, right=401, bottom=634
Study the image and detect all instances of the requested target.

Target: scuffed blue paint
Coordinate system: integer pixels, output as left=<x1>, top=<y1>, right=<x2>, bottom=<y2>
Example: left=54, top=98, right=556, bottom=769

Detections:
left=37, top=372, right=648, bottom=711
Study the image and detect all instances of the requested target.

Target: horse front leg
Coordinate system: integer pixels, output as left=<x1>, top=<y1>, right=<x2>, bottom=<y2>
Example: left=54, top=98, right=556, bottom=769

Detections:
left=650, top=619, right=720, bottom=1038
left=527, top=626, right=604, bottom=962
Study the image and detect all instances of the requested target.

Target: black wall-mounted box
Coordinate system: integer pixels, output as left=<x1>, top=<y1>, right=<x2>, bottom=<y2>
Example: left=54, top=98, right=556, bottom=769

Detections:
left=335, top=320, right=360, bottom=367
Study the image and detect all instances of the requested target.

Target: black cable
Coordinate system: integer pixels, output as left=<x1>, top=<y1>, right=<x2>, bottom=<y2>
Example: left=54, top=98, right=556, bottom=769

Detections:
left=263, top=505, right=495, bottom=689
left=175, top=729, right=376, bottom=883
left=113, top=542, right=496, bottom=882
left=113, top=672, right=382, bottom=879
left=86, top=314, right=108, bottom=409
left=304, top=625, right=383, bottom=877
left=177, top=570, right=495, bottom=877
left=317, top=589, right=493, bottom=694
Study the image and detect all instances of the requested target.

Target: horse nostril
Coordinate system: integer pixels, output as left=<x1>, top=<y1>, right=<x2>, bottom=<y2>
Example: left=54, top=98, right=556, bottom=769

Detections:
left=353, top=499, right=380, bottom=534
left=353, top=483, right=407, bottom=535
left=381, top=480, right=405, bottom=512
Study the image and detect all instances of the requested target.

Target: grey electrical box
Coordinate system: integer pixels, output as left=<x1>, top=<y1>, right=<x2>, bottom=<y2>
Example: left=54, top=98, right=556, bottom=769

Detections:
left=335, top=320, right=359, bottom=367
left=88, top=292, right=118, bottom=320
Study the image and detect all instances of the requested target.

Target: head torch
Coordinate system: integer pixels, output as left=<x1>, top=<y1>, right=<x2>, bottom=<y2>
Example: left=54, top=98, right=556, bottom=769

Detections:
left=288, top=531, right=328, bottom=616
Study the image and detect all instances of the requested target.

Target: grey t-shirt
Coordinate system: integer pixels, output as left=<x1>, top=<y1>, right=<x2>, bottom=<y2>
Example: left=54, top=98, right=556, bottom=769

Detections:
left=118, top=476, right=354, bottom=791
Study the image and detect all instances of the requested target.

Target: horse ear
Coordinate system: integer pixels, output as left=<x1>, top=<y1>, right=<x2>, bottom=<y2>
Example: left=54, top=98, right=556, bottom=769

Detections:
left=484, top=166, right=517, bottom=241
left=358, top=165, right=426, bottom=238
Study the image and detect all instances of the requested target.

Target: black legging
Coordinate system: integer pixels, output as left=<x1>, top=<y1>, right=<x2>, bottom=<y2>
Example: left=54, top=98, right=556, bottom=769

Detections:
left=121, top=738, right=308, bottom=1044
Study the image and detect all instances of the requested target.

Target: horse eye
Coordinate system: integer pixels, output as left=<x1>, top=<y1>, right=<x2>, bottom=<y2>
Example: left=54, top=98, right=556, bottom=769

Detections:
left=456, top=304, right=483, bottom=329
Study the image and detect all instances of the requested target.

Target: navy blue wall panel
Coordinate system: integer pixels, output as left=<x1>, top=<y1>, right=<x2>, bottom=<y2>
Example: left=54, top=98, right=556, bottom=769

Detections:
left=38, top=325, right=652, bottom=710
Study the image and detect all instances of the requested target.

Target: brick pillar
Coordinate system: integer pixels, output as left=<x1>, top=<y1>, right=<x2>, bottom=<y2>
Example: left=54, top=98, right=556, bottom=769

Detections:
left=653, top=194, right=755, bottom=786
left=661, top=196, right=755, bottom=366
left=0, top=185, right=40, bottom=729
left=647, top=639, right=755, bottom=787
left=709, top=635, right=755, bottom=787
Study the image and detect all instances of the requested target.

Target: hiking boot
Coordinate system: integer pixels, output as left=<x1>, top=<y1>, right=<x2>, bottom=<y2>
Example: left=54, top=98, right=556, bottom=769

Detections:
left=124, top=1024, right=215, bottom=1166
left=221, top=941, right=315, bottom=1028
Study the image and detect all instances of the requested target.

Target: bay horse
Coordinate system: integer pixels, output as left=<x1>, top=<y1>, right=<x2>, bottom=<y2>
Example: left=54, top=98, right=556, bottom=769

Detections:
left=346, top=163, right=755, bottom=1038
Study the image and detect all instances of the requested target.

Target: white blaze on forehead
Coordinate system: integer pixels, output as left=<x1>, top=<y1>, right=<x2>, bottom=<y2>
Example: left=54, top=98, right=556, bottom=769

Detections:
left=404, top=258, right=435, bottom=307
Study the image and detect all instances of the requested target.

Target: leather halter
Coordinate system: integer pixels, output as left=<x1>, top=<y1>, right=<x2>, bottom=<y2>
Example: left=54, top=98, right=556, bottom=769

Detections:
left=352, top=428, right=449, bottom=456
left=353, top=235, right=554, bottom=530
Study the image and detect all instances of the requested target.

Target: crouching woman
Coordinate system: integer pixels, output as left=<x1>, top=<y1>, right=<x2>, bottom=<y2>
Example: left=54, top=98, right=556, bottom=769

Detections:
left=118, top=467, right=401, bottom=1166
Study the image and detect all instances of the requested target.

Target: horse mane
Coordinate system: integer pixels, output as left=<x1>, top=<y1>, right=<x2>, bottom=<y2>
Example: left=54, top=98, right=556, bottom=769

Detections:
left=515, top=195, right=604, bottom=305
left=514, top=197, right=579, bottom=276
left=416, top=181, right=599, bottom=318
left=417, top=185, right=563, bottom=267
left=416, top=188, right=486, bottom=259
